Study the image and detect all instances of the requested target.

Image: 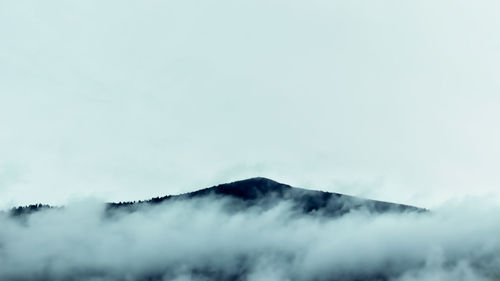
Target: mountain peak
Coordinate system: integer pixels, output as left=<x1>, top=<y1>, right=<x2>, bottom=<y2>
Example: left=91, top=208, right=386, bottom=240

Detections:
left=222, top=177, right=283, bottom=187
left=190, top=177, right=291, bottom=200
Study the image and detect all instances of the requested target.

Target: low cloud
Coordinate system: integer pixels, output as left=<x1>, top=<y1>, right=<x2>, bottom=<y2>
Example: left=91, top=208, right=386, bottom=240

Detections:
left=0, top=197, right=499, bottom=281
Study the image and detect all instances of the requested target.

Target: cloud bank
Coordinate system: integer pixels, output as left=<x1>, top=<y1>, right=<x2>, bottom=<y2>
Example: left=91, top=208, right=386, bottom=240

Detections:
left=1, top=197, right=499, bottom=281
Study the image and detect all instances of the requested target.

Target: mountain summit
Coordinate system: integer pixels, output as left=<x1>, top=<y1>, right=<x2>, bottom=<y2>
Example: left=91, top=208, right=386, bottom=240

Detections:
left=185, top=177, right=292, bottom=199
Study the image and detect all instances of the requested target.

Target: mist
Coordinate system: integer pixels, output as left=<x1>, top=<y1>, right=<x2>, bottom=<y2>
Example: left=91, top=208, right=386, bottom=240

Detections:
left=1, top=197, right=499, bottom=281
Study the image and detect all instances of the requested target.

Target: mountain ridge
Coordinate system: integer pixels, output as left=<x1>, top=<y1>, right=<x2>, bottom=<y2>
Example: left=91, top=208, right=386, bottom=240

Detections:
left=10, top=177, right=425, bottom=216
left=107, top=177, right=425, bottom=216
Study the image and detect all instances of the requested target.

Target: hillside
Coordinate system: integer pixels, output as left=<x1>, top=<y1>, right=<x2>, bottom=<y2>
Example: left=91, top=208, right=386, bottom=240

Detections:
left=106, top=177, right=423, bottom=216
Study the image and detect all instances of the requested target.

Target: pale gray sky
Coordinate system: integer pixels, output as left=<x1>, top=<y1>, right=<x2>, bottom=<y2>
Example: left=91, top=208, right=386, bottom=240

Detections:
left=1, top=0, right=499, bottom=209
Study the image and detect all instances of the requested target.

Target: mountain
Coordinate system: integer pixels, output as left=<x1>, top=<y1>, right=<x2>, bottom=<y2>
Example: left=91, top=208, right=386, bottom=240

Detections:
left=10, top=177, right=424, bottom=217
left=5, top=178, right=427, bottom=281
left=107, top=177, right=423, bottom=216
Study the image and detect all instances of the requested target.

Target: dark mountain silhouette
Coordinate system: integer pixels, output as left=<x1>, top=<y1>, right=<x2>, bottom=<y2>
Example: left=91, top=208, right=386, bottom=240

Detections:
left=105, top=178, right=423, bottom=281
left=107, top=177, right=423, bottom=216
left=5, top=178, right=426, bottom=281
left=10, top=177, right=424, bottom=217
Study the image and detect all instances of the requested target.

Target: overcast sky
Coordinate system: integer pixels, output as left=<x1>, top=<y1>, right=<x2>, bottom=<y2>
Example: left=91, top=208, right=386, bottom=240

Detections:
left=1, top=0, right=499, bottom=209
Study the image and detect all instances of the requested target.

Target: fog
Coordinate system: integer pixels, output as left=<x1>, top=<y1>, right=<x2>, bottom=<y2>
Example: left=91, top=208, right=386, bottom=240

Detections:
left=2, top=0, right=499, bottom=279
left=1, top=197, right=499, bottom=281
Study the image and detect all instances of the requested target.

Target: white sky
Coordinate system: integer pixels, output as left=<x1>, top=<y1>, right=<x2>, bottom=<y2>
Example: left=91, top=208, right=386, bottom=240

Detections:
left=1, top=0, right=499, bottom=209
